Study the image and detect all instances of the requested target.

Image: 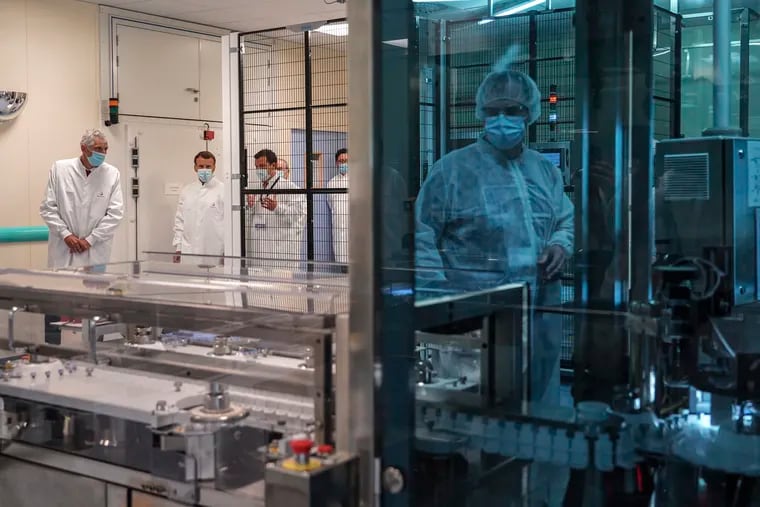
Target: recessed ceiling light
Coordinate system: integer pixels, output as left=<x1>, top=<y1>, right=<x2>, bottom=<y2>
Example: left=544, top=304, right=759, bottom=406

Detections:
left=314, top=22, right=348, bottom=37
left=494, top=0, right=545, bottom=17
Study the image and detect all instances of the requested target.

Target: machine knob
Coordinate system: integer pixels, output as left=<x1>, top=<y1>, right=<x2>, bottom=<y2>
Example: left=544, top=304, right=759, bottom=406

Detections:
left=317, top=444, right=334, bottom=456
left=290, top=439, right=313, bottom=455
left=290, top=439, right=313, bottom=466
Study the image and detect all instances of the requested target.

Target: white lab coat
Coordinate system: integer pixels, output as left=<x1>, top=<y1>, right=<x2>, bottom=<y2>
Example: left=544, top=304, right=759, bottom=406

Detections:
left=326, top=173, right=349, bottom=263
left=39, top=157, right=124, bottom=269
left=247, top=177, right=306, bottom=266
left=172, top=177, right=225, bottom=258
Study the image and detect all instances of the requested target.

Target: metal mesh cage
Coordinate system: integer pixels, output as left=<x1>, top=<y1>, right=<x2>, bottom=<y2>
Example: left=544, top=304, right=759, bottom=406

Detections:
left=419, top=19, right=439, bottom=182
left=534, top=10, right=575, bottom=143
left=447, top=16, right=531, bottom=151
left=239, top=24, right=348, bottom=271
left=653, top=7, right=679, bottom=139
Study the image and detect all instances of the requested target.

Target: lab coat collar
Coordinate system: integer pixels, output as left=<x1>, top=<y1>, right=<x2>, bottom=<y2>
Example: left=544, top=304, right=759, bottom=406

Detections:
left=196, top=175, right=221, bottom=188
left=75, top=157, right=91, bottom=177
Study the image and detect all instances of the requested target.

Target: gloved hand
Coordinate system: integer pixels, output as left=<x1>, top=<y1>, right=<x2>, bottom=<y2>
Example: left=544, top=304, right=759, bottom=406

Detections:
left=538, top=244, right=567, bottom=280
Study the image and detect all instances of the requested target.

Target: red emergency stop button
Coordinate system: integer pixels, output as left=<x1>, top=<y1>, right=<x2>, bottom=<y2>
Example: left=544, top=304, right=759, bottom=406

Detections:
left=290, top=439, right=313, bottom=455
left=317, top=444, right=334, bottom=455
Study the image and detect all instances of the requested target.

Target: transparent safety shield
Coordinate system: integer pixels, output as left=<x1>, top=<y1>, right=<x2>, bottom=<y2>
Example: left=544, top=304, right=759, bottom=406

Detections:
left=349, top=0, right=760, bottom=505
left=0, top=255, right=348, bottom=498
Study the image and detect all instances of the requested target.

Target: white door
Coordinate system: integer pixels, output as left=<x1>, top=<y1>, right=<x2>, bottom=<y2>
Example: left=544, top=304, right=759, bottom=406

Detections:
left=117, top=25, right=205, bottom=120
left=127, top=120, right=224, bottom=258
left=199, top=39, right=223, bottom=122
left=108, top=23, right=224, bottom=262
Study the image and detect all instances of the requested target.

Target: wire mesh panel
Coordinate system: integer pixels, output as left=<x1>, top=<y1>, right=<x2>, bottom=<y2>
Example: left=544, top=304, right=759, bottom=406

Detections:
left=310, top=27, right=349, bottom=268
left=239, top=23, right=348, bottom=270
left=535, top=10, right=575, bottom=143
left=419, top=19, right=438, bottom=182
left=653, top=8, right=679, bottom=139
left=447, top=17, right=530, bottom=151
left=241, top=29, right=306, bottom=187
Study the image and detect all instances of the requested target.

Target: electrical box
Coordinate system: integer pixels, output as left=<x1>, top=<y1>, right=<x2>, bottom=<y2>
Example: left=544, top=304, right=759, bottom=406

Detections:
left=655, top=136, right=760, bottom=306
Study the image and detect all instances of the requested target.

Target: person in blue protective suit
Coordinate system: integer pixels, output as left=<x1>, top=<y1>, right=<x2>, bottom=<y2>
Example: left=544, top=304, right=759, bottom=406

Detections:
left=415, top=53, right=573, bottom=507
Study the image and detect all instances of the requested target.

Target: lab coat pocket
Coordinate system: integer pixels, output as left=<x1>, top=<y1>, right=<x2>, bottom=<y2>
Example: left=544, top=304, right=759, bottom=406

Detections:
left=213, top=202, right=224, bottom=222
left=92, top=190, right=109, bottom=211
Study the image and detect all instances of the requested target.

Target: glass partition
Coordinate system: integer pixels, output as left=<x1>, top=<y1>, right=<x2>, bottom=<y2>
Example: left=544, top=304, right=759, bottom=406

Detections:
left=681, top=8, right=759, bottom=137
left=0, top=257, right=351, bottom=499
left=350, top=0, right=760, bottom=505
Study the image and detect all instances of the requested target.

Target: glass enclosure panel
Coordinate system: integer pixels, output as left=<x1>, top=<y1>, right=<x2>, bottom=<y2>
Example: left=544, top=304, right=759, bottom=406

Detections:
left=361, top=0, right=760, bottom=505
left=0, top=256, right=348, bottom=494
left=681, top=9, right=751, bottom=136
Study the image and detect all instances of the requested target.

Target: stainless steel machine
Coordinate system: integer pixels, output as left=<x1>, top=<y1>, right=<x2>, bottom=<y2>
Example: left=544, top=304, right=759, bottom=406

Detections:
left=0, top=259, right=353, bottom=506
left=0, top=258, right=538, bottom=507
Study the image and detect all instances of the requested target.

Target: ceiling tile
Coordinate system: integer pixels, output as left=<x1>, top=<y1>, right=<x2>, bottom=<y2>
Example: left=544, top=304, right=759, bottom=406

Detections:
left=78, top=0, right=346, bottom=31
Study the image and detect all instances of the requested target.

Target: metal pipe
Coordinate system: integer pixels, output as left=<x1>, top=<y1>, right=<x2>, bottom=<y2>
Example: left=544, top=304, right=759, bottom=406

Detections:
left=713, top=0, right=731, bottom=130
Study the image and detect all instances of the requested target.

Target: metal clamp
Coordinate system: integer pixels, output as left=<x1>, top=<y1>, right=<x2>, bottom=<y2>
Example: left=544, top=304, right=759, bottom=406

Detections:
left=7, top=306, right=26, bottom=351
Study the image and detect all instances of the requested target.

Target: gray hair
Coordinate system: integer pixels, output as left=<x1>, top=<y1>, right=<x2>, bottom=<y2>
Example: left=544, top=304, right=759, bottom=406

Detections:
left=80, top=129, right=107, bottom=148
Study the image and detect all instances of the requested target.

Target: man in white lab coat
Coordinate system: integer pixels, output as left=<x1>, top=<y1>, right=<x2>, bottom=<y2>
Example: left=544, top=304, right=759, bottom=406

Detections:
left=326, top=148, right=349, bottom=265
left=277, top=158, right=291, bottom=181
left=40, top=129, right=124, bottom=269
left=247, top=149, right=306, bottom=266
left=172, top=151, right=224, bottom=263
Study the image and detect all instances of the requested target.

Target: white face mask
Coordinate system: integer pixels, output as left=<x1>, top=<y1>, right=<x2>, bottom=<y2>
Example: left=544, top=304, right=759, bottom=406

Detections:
left=256, top=169, right=269, bottom=181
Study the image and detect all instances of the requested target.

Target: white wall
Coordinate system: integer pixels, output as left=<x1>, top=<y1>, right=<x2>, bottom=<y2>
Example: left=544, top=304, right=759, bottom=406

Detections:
left=0, top=0, right=100, bottom=269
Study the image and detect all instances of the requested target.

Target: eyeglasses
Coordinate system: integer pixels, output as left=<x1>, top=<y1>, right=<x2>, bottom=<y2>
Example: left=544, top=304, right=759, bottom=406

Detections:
left=482, top=104, right=529, bottom=118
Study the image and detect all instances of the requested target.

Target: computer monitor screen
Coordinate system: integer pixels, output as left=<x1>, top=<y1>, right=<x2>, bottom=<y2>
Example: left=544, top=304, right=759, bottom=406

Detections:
left=542, top=151, right=561, bottom=169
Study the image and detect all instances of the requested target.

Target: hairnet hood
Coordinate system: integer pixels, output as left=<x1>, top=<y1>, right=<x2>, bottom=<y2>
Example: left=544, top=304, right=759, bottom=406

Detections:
left=475, top=50, right=541, bottom=124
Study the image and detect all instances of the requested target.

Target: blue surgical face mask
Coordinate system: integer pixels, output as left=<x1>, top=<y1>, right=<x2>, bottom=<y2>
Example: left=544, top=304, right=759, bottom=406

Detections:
left=338, top=163, right=348, bottom=175
left=197, top=168, right=213, bottom=183
left=256, top=169, right=269, bottom=182
left=484, top=114, right=526, bottom=151
left=87, top=151, right=106, bottom=168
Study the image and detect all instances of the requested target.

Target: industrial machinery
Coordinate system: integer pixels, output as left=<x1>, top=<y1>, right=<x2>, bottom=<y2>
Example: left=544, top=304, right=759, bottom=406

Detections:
left=0, top=259, right=354, bottom=506
left=623, top=133, right=760, bottom=505
left=0, top=259, right=545, bottom=506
